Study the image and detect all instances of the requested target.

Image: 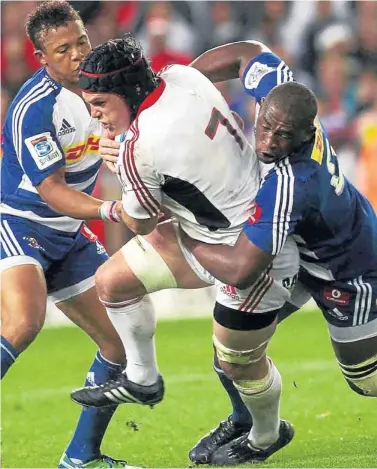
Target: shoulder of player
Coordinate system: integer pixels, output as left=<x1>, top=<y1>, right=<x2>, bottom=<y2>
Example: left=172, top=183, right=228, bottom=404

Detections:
left=9, top=73, right=59, bottom=125
left=159, top=63, right=196, bottom=79
left=123, top=119, right=157, bottom=164
left=266, top=157, right=318, bottom=185
left=243, top=51, right=288, bottom=88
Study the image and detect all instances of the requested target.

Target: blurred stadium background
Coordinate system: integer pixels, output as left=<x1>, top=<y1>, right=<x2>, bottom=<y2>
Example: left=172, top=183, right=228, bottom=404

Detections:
left=2, top=0, right=377, bottom=324
left=1, top=1, right=377, bottom=467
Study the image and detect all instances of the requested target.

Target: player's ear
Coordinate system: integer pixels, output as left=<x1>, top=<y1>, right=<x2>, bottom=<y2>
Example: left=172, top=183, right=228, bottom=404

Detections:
left=34, top=49, right=47, bottom=67
left=303, top=125, right=316, bottom=143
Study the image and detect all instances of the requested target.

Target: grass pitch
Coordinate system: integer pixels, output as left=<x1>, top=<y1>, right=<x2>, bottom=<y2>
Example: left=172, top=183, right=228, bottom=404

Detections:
left=1, top=310, right=376, bottom=468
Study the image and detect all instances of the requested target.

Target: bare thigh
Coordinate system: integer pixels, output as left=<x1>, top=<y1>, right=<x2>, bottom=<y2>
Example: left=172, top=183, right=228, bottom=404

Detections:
left=331, top=335, right=377, bottom=365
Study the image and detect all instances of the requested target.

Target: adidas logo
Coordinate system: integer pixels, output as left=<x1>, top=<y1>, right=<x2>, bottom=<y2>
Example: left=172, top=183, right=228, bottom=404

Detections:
left=58, top=118, right=76, bottom=136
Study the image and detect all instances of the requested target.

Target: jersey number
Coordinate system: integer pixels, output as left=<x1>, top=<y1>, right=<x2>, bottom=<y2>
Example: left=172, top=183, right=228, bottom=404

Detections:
left=327, top=145, right=344, bottom=195
left=205, top=108, right=244, bottom=150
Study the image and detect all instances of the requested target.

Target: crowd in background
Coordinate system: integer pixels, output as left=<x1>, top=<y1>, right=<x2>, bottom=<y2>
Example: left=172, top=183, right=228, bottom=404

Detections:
left=1, top=0, right=377, bottom=247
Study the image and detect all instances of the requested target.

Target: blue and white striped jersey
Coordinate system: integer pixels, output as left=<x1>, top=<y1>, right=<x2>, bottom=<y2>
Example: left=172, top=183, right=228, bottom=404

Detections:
left=1, top=68, right=102, bottom=233
left=242, top=53, right=377, bottom=281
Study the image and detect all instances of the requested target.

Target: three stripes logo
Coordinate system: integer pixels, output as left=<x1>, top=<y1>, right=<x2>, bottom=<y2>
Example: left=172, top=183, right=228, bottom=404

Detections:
left=220, top=284, right=240, bottom=300
left=58, top=118, right=76, bottom=136
left=104, top=387, right=145, bottom=405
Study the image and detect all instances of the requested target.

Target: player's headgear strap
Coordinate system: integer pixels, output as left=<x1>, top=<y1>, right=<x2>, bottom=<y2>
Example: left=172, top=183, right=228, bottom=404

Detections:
left=79, top=34, right=159, bottom=119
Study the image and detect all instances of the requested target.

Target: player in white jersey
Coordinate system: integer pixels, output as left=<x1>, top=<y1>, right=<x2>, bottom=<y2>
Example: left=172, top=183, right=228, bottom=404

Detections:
left=70, top=37, right=298, bottom=460
left=185, top=41, right=299, bottom=465
left=0, top=3, right=139, bottom=468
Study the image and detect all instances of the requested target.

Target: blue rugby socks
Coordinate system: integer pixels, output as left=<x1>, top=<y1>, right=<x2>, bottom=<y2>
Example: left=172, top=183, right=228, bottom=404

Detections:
left=214, top=356, right=252, bottom=426
left=65, top=351, right=122, bottom=463
left=1, top=336, right=20, bottom=379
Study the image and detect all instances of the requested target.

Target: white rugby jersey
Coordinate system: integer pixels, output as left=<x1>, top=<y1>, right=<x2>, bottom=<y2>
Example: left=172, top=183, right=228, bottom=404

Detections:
left=118, top=65, right=260, bottom=244
left=1, top=68, right=102, bottom=233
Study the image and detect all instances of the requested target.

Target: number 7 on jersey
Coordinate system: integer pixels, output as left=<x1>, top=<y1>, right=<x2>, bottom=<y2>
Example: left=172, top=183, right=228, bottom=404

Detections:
left=205, top=108, right=244, bottom=150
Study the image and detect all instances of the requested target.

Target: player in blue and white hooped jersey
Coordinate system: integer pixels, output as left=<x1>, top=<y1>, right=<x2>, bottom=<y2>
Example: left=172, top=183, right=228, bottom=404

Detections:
left=0, top=2, right=139, bottom=468
left=184, top=41, right=377, bottom=465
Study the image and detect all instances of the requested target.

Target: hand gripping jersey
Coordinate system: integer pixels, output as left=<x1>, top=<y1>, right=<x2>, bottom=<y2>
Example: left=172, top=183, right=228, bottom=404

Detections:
left=1, top=68, right=103, bottom=233
left=118, top=64, right=260, bottom=245
left=242, top=52, right=377, bottom=282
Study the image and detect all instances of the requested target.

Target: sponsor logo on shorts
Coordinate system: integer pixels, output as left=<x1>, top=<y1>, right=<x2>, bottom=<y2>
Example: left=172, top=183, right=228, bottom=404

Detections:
left=282, top=274, right=297, bottom=291
left=248, top=202, right=262, bottom=225
left=220, top=285, right=240, bottom=301
left=323, top=288, right=350, bottom=306
left=22, top=236, right=45, bottom=251
left=80, top=224, right=98, bottom=243
left=328, top=307, right=348, bottom=321
left=96, top=241, right=106, bottom=255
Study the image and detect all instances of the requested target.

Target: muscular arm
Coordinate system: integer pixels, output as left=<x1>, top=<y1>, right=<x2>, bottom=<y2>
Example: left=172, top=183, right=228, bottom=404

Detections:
left=189, top=41, right=269, bottom=83
left=37, top=167, right=104, bottom=220
left=183, top=231, right=274, bottom=289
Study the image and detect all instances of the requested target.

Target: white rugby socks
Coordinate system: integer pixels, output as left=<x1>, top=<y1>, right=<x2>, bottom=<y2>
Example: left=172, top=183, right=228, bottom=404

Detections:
left=234, top=358, right=281, bottom=449
left=105, top=296, right=159, bottom=386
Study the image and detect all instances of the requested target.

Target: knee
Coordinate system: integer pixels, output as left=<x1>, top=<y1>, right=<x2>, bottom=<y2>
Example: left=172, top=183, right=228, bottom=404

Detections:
left=3, top=312, right=45, bottom=352
left=95, top=261, right=134, bottom=304
left=20, top=316, right=45, bottom=346
left=219, top=361, right=255, bottom=381
left=340, top=357, right=377, bottom=398
left=95, top=262, right=117, bottom=303
left=213, top=336, right=265, bottom=381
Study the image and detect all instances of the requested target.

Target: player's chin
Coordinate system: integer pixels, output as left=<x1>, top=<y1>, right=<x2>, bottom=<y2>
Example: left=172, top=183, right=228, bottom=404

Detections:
left=71, top=69, right=81, bottom=82
left=257, top=151, right=279, bottom=164
left=67, top=74, right=80, bottom=86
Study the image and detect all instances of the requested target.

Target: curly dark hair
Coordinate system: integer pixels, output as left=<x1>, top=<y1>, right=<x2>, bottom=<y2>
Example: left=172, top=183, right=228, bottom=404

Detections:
left=79, top=34, right=159, bottom=120
left=26, top=1, right=82, bottom=50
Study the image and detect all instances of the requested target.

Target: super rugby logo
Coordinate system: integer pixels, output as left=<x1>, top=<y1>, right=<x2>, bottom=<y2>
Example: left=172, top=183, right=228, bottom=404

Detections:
left=25, top=132, right=62, bottom=170
left=244, top=62, right=275, bottom=90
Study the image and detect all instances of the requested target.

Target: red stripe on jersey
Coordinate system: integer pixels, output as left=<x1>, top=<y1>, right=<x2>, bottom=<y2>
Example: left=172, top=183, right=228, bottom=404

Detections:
left=136, top=79, right=166, bottom=118
left=122, top=129, right=143, bottom=212
left=123, top=120, right=160, bottom=216
left=129, top=119, right=160, bottom=214
left=122, top=123, right=152, bottom=216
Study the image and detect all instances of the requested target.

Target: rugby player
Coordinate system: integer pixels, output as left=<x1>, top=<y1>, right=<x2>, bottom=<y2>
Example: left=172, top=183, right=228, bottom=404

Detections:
left=1, top=3, right=138, bottom=467
left=179, top=40, right=377, bottom=465
left=70, top=35, right=300, bottom=464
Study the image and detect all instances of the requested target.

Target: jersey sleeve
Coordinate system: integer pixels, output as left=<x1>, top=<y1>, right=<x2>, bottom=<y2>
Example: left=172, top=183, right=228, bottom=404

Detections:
left=241, top=51, right=294, bottom=105
left=243, top=161, right=306, bottom=255
left=15, top=97, right=65, bottom=186
left=118, top=126, right=162, bottom=219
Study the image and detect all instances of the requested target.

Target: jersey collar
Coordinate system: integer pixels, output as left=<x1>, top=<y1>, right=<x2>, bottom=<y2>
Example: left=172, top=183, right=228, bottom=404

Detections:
left=136, top=79, right=166, bottom=118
